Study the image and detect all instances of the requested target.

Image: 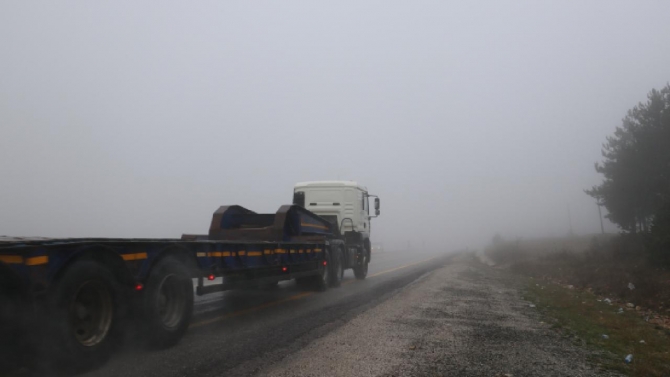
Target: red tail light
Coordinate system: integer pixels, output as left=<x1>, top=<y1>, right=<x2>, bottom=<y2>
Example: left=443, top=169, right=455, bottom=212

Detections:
left=208, top=274, right=215, bottom=281
left=135, top=283, right=144, bottom=291
left=322, top=261, right=327, bottom=266
left=281, top=266, right=288, bottom=272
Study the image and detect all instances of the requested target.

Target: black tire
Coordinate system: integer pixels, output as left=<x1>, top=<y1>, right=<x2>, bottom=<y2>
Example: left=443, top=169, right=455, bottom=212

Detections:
left=143, top=257, right=193, bottom=349
left=0, top=282, right=25, bottom=371
left=330, top=248, right=344, bottom=287
left=311, top=250, right=331, bottom=291
left=44, top=261, right=123, bottom=371
left=353, top=260, right=369, bottom=280
left=354, top=242, right=370, bottom=280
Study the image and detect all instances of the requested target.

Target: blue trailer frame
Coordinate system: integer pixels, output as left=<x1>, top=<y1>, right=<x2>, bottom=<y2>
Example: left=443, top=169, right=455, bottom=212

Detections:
left=0, top=204, right=342, bottom=372
left=0, top=204, right=336, bottom=296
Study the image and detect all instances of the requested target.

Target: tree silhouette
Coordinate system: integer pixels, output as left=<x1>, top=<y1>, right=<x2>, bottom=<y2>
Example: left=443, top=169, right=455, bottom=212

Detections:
left=587, top=84, right=670, bottom=233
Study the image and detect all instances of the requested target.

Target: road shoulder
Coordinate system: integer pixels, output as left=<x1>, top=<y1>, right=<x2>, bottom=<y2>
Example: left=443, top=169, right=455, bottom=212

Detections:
left=258, top=253, right=620, bottom=377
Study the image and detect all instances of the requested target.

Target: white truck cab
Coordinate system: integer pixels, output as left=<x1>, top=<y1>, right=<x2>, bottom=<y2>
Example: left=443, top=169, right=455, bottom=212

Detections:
left=293, top=181, right=380, bottom=239
left=294, top=180, right=380, bottom=280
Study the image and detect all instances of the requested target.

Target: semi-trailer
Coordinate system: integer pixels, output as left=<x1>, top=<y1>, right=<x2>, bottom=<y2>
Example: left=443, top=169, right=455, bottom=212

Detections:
left=0, top=181, right=380, bottom=369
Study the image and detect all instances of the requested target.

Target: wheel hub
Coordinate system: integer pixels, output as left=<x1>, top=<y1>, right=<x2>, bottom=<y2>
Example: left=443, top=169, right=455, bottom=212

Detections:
left=156, top=274, right=186, bottom=329
left=69, top=280, right=113, bottom=347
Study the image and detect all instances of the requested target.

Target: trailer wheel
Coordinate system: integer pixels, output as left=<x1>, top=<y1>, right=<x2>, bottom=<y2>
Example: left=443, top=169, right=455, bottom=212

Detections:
left=311, top=250, right=330, bottom=291
left=330, top=248, right=344, bottom=287
left=46, top=261, right=122, bottom=370
left=0, top=281, right=24, bottom=370
left=143, top=257, right=193, bottom=348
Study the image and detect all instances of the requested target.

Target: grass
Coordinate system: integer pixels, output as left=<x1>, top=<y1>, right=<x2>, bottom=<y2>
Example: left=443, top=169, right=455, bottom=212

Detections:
left=487, top=235, right=670, bottom=312
left=524, top=278, right=670, bottom=376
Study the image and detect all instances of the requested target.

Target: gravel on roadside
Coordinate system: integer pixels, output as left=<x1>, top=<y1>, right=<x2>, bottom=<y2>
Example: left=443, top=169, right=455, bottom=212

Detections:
left=257, top=253, right=621, bottom=377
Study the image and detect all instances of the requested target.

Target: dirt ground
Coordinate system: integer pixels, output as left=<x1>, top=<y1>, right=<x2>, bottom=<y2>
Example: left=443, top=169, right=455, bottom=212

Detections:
left=254, top=253, right=620, bottom=377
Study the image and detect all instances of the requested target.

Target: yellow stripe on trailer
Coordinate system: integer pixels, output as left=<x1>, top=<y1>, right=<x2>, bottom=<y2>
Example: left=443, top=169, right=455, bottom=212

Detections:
left=274, top=249, right=287, bottom=254
left=0, top=255, right=24, bottom=264
left=25, top=256, right=49, bottom=266
left=247, top=251, right=262, bottom=257
left=314, top=248, right=323, bottom=253
left=121, top=252, right=148, bottom=261
left=198, top=252, right=229, bottom=258
left=1, top=255, right=50, bottom=266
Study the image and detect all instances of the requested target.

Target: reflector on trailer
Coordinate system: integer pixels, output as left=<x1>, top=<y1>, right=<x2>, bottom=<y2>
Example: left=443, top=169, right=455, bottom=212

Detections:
left=208, top=274, right=215, bottom=281
left=281, top=266, right=288, bottom=272
left=135, top=283, right=144, bottom=291
left=322, top=261, right=327, bottom=266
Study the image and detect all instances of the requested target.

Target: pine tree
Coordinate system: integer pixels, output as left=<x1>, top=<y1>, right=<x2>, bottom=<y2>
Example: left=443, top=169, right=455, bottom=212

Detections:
left=586, top=84, right=670, bottom=233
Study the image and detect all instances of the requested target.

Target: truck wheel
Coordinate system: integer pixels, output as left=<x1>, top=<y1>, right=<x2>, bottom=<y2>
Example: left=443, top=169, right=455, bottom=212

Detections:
left=329, top=248, right=344, bottom=287
left=354, top=243, right=370, bottom=280
left=143, top=257, right=193, bottom=348
left=311, top=250, right=330, bottom=291
left=46, top=261, right=122, bottom=370
left=0, top=282, right=24, bottom=370
left=353, top=261, right=369, bottom=280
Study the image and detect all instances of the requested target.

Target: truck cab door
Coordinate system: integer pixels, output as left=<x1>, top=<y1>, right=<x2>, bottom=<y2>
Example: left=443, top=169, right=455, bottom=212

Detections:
left=361, top=191, right=370, bottom=238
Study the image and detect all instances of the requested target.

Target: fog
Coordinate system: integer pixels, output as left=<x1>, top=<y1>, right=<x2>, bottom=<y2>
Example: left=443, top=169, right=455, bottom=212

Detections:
left=1, top=2, right=669, bottom=251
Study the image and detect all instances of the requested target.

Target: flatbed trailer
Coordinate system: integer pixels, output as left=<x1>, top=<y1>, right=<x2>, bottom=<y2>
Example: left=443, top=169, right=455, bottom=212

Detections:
left=0, top=204, right=344, bottom=370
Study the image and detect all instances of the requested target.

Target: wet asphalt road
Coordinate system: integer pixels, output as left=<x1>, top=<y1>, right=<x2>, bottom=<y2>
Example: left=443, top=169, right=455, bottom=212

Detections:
left=78, top=250, right=454, bottom=377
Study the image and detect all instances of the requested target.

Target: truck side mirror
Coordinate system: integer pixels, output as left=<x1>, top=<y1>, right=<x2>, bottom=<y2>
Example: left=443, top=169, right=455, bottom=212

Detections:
left=374, top=197, right=380, bottom=210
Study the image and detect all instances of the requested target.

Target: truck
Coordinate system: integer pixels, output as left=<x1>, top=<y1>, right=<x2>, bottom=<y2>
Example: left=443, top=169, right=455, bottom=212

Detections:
left=0, top=181, right=380, bottom=370
left=292, top=181, right=378, bottom=279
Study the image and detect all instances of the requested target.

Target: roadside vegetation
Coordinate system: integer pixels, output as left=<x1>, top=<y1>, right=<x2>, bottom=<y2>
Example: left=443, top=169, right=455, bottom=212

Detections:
left=585, top=84, right=670, bottom=238
left=485, top=84, right=670, bottom=375
left=524, top=278, right=670, bottom=376
left=489, top=235, right=670, bottom=313
left=484, top=235, right=670, bottom=376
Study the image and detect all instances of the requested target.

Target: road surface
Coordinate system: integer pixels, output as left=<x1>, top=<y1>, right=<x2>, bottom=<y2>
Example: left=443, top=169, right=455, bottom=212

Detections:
left=76, top=250, right=452, bottom=377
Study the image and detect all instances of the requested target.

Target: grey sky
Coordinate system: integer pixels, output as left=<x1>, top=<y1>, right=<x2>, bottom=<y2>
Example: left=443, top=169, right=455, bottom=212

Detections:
left=1, top=1, right=669, bottom=250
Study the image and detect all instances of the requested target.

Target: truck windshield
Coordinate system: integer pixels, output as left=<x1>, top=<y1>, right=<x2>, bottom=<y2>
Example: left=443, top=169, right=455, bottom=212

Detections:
left=305, top=190, right=343, bottom=205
